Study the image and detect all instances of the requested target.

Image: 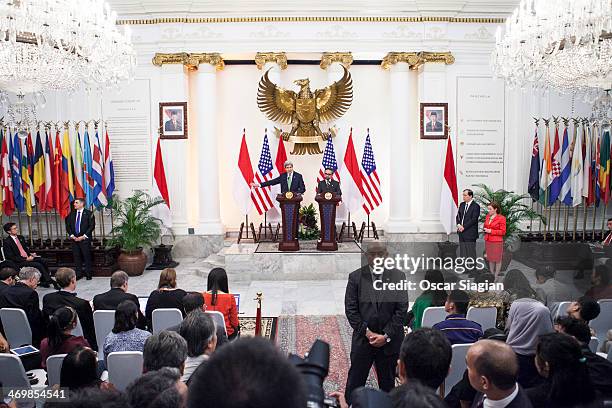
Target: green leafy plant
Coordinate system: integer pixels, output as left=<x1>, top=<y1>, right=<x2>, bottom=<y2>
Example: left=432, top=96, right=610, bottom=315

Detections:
left=473, top=184, right=545, bottom=245
left=298, top=203, right=320, bottom=240
left=108, top=190, right=166, bottom=251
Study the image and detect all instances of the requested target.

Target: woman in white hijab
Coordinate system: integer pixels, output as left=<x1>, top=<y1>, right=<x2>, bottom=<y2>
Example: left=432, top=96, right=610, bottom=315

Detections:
left=506, top=298, right=554, bottom=388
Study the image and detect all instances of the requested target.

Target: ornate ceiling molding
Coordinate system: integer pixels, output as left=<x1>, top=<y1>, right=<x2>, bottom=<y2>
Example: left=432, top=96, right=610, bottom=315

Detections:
left=151, top=52, right=189, bottom=66
left=381, top=51, right=455, bottom=70
left=417, top=51, right=455, bottom=66
left=320, top=52, right=353, bottom=69
left=254, top=52, right=288, bottom=70
left=152, top=52, right=224, bottom=70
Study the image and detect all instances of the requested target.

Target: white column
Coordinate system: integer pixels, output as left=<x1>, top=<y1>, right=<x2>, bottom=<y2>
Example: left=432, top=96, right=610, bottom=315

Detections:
left=387, top=62, right=417, bottom=233
left=194, top=63, right=223, bottom=235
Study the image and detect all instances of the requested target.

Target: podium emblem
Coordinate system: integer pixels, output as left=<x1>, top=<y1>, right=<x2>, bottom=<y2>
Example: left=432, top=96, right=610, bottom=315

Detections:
left=285, top=191, right=294, bottom=199
left=324, top=192, right=333, bottom=200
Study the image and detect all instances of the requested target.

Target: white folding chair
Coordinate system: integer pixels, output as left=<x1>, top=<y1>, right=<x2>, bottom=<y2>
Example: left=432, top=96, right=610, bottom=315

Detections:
left=206, top=310, right=228, bottom=338
left=608, top=347, right=612, bottom=362
left=421, top=307, right=448, bottom=328
left=590, top=299, right=612, bottom=348
left=466, top=307, right=497, bottom=330
left=554, top=301, right=572, bottom=319
left=0, top=353, right=46, bottom=393
left=46, top=354, right=67, bottom=387
left=72, top=316, right=84, bottom=337
left=0, top=308, right=32, bottom=347
left=444, top=343, right=472, bottom=397
left=152, top=308, right=183, bottom=334
left=93, top=310, right=116, bottom=360
left=107, top=351, right=143, bottom=392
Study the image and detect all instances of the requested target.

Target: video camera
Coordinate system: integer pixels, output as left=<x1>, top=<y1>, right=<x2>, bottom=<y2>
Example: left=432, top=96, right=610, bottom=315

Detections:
left=289, top=339, right=339, bottom=408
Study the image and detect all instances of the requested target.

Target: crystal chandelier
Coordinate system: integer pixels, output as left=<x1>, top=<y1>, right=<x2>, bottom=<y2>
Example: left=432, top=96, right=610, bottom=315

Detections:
left=0, top=0, right=136, bottom=95
left=491, top=0, right=612, bottom=99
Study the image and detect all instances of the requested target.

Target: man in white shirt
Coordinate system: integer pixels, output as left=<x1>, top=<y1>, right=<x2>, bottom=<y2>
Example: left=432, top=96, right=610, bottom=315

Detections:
left=467, top=340, right=533, bottom=408
left=534, top=266, right=573, bottom=315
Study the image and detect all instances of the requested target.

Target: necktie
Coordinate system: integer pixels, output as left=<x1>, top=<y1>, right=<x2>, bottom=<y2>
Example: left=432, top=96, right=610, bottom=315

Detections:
left=605, top=232, right=612, bottom=245
left=462, top=202, right=470, bottom=224
left=76, top=211, right=81, bottom=235
left=326, top=180, right=330, bottom=187
left=13, top=236, right=27, bottom=258
left=287, top=174, right=292, bottom=190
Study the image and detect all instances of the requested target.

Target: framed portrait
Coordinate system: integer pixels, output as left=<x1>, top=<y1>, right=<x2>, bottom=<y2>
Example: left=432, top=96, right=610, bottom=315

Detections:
left=420, top=103, right=448, bottom=139
left=159, top=102, right=188, bottom=139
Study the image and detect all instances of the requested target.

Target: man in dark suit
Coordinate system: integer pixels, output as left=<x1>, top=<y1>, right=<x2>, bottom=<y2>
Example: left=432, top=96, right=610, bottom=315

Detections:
left=467, top=340, right=533, bottom=408
left=344, top=242, right=409, bottom=404
left=93, top=270, right=146, bottom=330
left=2, top=222, right=55, bottom=288
left=426, top=111, right=444, bottom=132
left=317, top=168, right=342, bottom=195
left=0, top=266, right=17, bottom=336
left=65, top=198, right=95, bottom=280
left=251, top=161, right=306, bottom=194
left=42, top=267, right=97, bottom=350
left=0, top=267, right=46, bottom=346
left=164, top=111, right=182, bottom=132
left=456, top=189, right=480, bottom=275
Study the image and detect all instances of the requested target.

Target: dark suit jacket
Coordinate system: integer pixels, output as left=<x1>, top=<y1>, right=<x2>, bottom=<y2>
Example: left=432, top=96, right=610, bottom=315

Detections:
left=471, top=386, right=533, bottom=408
left=42, top=291, right=97, bottom=351
left=0, top=282, right=46, bottom=345
left=3, top=235, right=33, bottom=263
left=93, top=288, right=146, bottom=330
left=0, top=281, right=9, bottom=335
left=65, top=209, right=95, bottom=238
left=317, top=179, right=342, bottom=195
left=164, top=119, right=182, bottom=132
left=345, top=266, right=408, bottom=356
left=260, top=171, right=306, bottom=194
left=426, top=120, right=443, bottom=132
left=456, top=201, right=481, bottom=241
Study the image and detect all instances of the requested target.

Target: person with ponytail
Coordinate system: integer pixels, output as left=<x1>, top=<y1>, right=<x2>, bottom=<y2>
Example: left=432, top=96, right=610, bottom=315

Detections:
left=203, top=268, right=239, bottom=340
left=40, top=306, right=89, bottom=369
left=527, top=332, right=601, bottom=408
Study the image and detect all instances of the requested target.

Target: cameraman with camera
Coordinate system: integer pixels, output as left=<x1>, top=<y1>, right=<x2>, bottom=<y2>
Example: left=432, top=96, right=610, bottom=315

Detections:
left=344, top=243, right=409, bottom=405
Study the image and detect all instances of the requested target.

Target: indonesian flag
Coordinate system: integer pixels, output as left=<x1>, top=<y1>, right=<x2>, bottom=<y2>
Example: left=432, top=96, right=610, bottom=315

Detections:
left=339, top=129, right=363, bottom=213
left=440, top=137, right=459, bottom=234
left=232, top=131, right=254, bottom=215
left=151, top=137, right=172, bottom=228
left=0, top=131, right=14, bottom=216
left=43, top=130, right=54, bottom=211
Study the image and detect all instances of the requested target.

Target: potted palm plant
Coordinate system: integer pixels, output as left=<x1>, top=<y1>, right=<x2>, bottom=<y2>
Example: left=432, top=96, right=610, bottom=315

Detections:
left=108, top=190, right=166, bottom=276
left=473, top=184, right=545, bottom=270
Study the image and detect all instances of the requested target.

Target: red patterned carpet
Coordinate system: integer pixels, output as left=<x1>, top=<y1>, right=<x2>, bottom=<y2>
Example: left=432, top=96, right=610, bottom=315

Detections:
left=276, top=315, right=378, bottom=394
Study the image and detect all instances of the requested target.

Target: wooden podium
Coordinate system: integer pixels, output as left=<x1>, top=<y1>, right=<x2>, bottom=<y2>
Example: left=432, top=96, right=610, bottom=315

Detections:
left=316, top=192, right=341, bottom=251
left=277, top=192, right=303, bottom=251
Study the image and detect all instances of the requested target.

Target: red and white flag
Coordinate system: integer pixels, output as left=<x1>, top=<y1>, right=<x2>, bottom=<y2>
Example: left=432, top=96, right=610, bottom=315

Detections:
left=440, top=137, right=458, bottom=234
left=233, top=130, right=254, bottom=215
left=360, top=131, right=382, bottom=214
left=151, top=137, right=172, bottom=228
left=339, top=129, right=364, bottom=213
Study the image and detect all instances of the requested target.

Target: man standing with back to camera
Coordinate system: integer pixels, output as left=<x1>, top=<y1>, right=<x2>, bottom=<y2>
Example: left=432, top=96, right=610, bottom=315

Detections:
left=344, top=242, right=408, bottom=404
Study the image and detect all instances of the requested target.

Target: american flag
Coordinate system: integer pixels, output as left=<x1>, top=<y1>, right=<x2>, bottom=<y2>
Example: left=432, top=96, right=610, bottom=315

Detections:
left=251, top=132, right=275, bottom=215
left=317, top=137, right=339, bottom=183
left=360, top=131, right=382, bottom=214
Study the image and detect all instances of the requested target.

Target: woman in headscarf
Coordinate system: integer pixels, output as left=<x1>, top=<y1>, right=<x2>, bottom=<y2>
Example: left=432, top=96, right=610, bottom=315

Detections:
left=506, top=298, right=554, bottom=388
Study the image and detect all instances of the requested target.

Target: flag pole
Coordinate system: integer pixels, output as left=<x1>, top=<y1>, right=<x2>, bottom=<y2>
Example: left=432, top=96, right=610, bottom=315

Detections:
left=591, top=201, right=597, bottom=240
left=582, top=200, right=588, bottom=240
left=100, top=208, right=106, bottom=243
left=563, top=204, right=569, bottom=241
left=45, top=210, right=51, bottom=245
left=55, top=210, right=62, bottom=247
left=35, top=205, right=43, bottom=247
left=572, top=205, right=577, bottom=241
left=27, top=213, right=33, bottom=247
left=17, top=210, right=22, bottom=235
left=601, top=202, right=607, bottom=236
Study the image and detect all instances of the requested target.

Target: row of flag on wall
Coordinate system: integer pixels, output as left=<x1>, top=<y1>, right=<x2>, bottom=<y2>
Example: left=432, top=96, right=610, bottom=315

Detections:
left=0, top=128, right=115, bottom=218
left=233, top=129, right=383, bottom=216
left=528, top=122, right=612, bottom=208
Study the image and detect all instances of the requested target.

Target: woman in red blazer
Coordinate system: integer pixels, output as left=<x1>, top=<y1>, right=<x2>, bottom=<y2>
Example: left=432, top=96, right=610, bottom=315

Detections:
left=483, top=201, right=506, bottom=278
left=203, top=268, right=240, bottom=339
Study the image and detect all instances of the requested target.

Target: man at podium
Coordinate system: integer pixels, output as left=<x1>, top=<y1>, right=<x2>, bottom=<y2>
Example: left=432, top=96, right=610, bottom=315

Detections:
left=252, top=161, right=305, bottom=194
left=317, top=168, right=342, bottom=195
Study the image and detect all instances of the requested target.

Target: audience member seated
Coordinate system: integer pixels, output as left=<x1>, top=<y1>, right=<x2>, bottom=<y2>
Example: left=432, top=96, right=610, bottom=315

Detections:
left=42, top=267, right=97, bottom=350
left=466, top=340, right=533, bottom=408
left=397, top=327, right=452, bottom=390
left=533, top=266, right=573, bottom=314
left=166, top=292, right=228, bottom=348
left=60, top=346, right=112, bottom=391
left=0, top=332, right=8, bottom=354
left=503, top=269, right=540, bottom=303
left=44, top=386, right=127, bottom=408
left=0, top=267, right=46, bottom=346
left=203, top=268, right=240, bottom=340
left=407, top=269, right=447, bottom=330
left=390, top=381, right=448, bottom=408
left=93, top=271, right=146, bottom=329
left=554, top=316, right=612, bottom=399
left=178, top=310, right=216, bottom=382
left=506, top=299, right=553, bottom=388
left=527, top=333, right=600, bottom=408
left=0, top=266, right=18, bottom=335
left=585, top=265, right=612, bottom=301
left=2, top=222, right=55, bottom=288
left=40, top=306, right=90, bottom=369
left=433, top=289, right=483, bottom=344
left=187, top=337, right=306, bottom=408
left=143, top=330, right=187, bottom=374
left=468, top=272, right=511, bottom=330
left=127, top=367, right=188, bottom=408
left=145, top=268, right=187, bottom=330
left=567, top=296, right=601, bottom=328
left=103, top=300, right=151, bottom=366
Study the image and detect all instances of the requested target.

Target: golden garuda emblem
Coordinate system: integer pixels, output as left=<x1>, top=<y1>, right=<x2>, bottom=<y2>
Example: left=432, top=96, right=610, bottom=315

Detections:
left=257, top=66, right=353, bottom=155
